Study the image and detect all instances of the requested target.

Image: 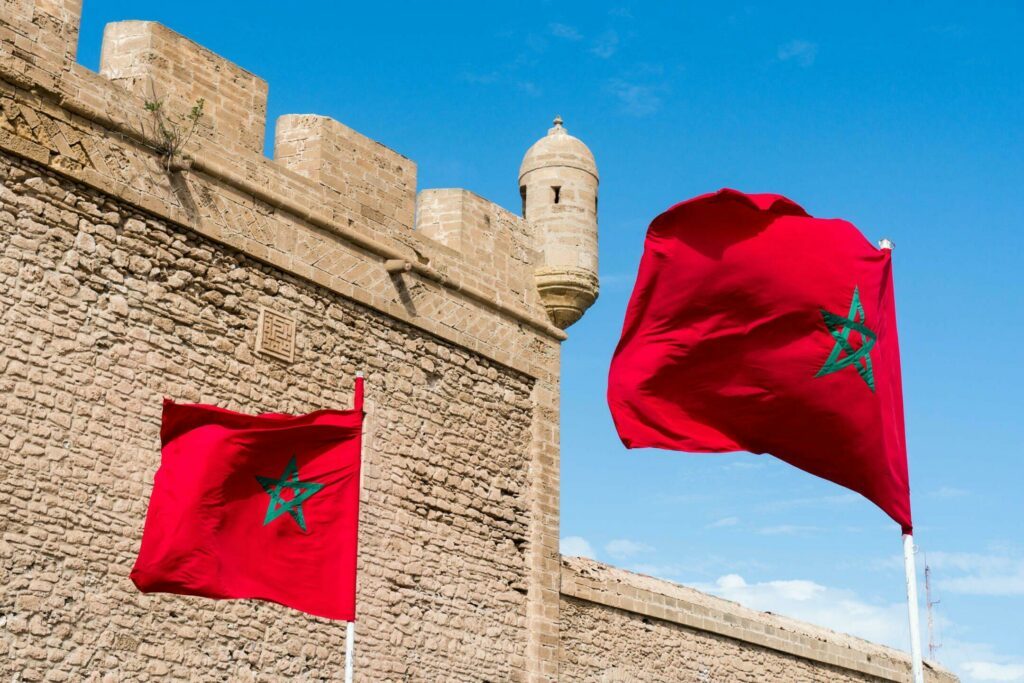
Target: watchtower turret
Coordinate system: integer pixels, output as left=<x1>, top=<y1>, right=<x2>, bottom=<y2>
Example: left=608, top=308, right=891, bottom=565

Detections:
left=519, top=116, right=599, bottom=329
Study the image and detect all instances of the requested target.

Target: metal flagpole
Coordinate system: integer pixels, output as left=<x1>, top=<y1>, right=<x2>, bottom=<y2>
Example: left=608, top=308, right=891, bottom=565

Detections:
left=903, top=533, right=926, bottom=683
left=344, top=621, right=355, bottom=683
left=345, top=370, right=364, bottom=683
left=879, top=237, right=925, bottom=683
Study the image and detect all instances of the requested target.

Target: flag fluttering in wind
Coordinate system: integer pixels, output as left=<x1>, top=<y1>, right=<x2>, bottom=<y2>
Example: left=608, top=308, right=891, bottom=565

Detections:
left=131, top=388, right=363, bottom=620
left=607, top=189, right=911, bottom=532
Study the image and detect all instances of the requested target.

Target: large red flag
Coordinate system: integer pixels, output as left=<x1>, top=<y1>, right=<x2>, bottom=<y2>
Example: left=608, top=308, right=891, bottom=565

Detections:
left=608, top=189, right=911, bottom=532
left=131, top=386, right=363, bottom=620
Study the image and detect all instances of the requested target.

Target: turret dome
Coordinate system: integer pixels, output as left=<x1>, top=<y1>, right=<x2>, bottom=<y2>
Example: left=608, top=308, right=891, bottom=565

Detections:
left=519, top=116, right=598, bottom=182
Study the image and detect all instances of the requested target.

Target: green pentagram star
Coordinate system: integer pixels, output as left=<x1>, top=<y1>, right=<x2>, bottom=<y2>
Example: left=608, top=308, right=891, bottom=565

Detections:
left=815, top=286, right=877, bottom=391
left=255, top=456, right=324, bottom=532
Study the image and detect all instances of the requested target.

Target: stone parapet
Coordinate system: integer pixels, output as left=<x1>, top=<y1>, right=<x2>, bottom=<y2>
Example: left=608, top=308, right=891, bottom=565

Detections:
left=415, top=188, right=541, bottom=308
left=560, top=557, right=958, bottom=683
left=0, top=0, right=559, bottom=354
left=99, top=21, right=268, bottom=156
left=0, top=0, right=80, bottom=91
left=275, top=114, right=417, bottom=234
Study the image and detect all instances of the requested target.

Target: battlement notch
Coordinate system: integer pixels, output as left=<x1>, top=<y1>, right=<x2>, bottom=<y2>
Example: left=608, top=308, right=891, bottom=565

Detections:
left=274, top=114, right=417, bottom=232
left=99, top=20, right=268, bottom=155
left=0, top=0, right=81, bottom=90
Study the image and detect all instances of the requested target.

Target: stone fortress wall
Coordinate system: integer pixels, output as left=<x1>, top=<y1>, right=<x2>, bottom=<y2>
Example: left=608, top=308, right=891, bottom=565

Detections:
left=0, top=2, right=956, bottom=681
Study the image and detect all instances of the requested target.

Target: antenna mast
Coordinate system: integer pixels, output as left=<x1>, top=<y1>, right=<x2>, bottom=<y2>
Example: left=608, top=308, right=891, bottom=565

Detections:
left=924, top=554, right=941, bottom=660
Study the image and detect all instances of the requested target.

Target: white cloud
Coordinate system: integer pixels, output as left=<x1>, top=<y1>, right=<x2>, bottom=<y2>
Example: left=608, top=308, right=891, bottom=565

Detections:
left=684, top=571, right=1024, bottom=683
left=691, top=573, right=909, bottom=649
left=605, top=538, right=654, bottom=560
left=707, top=516, right=740, bottom=529
left=777, top=39, right=818, bottom=67
left=548, top=23, right=582, bottom=41
left=927, top=486, right=970, bottom=499
left=962, top=662, right=1024, bottom=682
left=590, top=30, right=620, bottom=58
left=937, top=637, right=1024, bottom=683
left=942, top=574, right=1024, bottom=596
left=604, top=78, right=662, bottom=116
left=661, top=555, right=1024, bottom=683
left=560, top=535, right=595, bottom=559
left=929, top=550, right=1024, bottom=596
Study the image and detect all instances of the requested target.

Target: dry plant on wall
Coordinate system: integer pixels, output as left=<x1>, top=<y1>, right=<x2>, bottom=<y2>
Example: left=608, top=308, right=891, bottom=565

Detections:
left=137, top=80, right=205, bottom=173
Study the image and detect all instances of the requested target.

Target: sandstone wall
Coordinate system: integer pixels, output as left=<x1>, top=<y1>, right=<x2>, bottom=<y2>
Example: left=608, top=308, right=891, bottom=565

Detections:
left=559, top=558, right=958, bottom=683
left=1, top=3, right=565, bottom=680
left=0, top=148, right=535, bottom=681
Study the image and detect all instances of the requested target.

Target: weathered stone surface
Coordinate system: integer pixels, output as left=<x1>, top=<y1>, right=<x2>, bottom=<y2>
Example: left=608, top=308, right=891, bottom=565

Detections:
left=0, top=151, right=533, bottom=681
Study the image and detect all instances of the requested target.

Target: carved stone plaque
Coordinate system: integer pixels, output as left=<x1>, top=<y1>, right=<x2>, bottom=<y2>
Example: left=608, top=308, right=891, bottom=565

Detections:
left=255, top=307, right=296, bottom=362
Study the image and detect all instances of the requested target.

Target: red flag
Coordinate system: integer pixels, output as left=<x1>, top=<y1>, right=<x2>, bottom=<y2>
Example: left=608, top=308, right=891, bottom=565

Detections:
left=131, top=390, right=363, bottom=620
left=608, top=189, right=911, bottom=532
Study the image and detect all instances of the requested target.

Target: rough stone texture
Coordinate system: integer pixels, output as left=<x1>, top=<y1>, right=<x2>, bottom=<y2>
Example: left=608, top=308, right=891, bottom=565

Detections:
left=560, top=596, right=886, bottom=683
left=560, top=558, right=958, bottom=683
left=0, top=149, right=533, bottom=681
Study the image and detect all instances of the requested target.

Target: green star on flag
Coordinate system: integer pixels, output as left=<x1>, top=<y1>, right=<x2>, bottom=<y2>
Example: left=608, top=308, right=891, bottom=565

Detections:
left=815, top=285, right=877, bottom=391
left=256, top=456, right=324, bottom=532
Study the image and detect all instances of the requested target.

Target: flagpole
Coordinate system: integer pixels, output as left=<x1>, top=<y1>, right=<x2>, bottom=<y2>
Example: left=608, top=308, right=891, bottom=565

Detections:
left=903, top=533, right=925, bottom=683
left=345, top=370, right=363, bottom=683
left=344, top=620, right=355, bottom=683
left=879, top=237, right=924, bottom=683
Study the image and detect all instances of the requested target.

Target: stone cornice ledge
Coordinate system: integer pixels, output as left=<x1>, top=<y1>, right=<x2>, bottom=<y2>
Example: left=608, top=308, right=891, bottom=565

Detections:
left=560, top=557, right=957, bottom=683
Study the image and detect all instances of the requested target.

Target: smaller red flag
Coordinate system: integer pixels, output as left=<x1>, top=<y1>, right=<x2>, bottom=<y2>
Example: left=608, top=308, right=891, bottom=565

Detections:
left=131, top=392, right=363, bottom=620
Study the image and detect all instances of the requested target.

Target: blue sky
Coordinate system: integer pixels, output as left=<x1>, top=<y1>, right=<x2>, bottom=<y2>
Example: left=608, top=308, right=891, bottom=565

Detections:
left=77, top=2, right=1024, bottom=681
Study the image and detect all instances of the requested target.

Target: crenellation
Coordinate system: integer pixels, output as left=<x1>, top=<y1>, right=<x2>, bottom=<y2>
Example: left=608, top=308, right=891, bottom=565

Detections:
left=99, top=21, right=268, bottom=156
left=274, top=113, right=417, bottom=233
left=0, top=0, right=81, bottom=91
left=2, top=3, right=568, bottom=339
left=416, top=188, right=540, bottom=303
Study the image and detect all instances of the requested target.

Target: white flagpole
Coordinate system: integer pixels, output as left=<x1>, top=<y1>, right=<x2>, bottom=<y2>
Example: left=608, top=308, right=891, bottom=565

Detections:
left=345, top=370, right=363, bottom=683
left=879, top=237, right=924, bottom=683
left=344, top=620, right=355, bottom=683
left=903, top=533, right=925, bottom=683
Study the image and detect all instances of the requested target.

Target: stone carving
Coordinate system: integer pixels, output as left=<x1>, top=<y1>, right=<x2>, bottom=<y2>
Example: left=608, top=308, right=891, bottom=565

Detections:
left=255, top=307, right=296, bottom=362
